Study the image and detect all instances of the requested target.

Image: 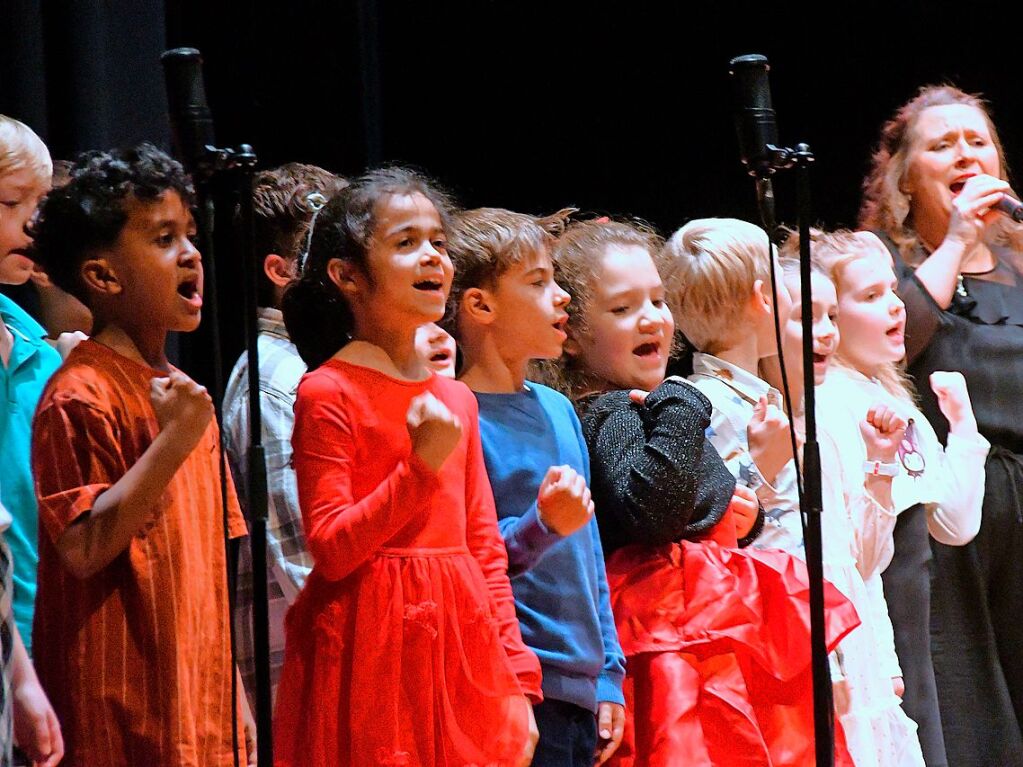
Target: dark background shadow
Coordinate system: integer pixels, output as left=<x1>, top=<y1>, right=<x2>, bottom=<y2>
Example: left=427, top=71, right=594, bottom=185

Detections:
left=3, top=0, right=1019, bottom=391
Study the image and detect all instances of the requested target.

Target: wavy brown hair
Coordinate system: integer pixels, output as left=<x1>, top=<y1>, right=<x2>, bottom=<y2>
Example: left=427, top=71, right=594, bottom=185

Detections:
left=534, top=218, right=665, bottom=398
left=859, top=84, right=1023, bottom=262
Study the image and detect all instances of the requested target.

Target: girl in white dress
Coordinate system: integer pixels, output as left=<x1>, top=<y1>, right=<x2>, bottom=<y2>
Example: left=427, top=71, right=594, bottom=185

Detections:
left=771, top=254, right=926, bottom=766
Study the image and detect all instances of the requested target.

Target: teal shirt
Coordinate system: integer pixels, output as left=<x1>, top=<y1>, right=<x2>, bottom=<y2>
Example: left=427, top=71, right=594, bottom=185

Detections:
left=0, top=294, right=61, bottom=654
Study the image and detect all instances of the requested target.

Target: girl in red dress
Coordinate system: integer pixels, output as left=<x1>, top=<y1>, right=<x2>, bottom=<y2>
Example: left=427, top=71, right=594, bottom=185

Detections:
left=273, top=168, right=541, bottom=767
left=541, top=219, right=859, bottom=767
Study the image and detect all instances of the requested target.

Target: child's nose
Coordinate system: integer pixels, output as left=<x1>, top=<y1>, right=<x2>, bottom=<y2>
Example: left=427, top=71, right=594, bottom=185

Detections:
left=180, top=238, right=201, bottom=265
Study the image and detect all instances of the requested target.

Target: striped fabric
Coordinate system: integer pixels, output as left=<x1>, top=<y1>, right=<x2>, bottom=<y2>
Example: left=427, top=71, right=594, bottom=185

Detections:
left=222, top=308, right=312, bottom=707
left=30, top=340, right=248, bottom=767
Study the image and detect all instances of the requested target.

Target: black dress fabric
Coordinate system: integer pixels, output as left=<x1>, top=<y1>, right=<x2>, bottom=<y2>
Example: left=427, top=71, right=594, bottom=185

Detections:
left=579, top=378, right=747, bottom=555
left=881, top=232, right=1023, bottom=767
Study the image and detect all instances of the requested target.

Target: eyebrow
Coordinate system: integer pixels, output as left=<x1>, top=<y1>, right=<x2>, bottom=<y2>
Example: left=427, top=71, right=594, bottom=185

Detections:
left=384, top=222, right=444, bottom=238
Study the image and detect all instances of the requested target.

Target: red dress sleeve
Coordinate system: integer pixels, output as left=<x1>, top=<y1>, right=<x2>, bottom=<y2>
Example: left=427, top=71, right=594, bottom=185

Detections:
left=460, top=393, right=544, bottom=702
left=291, top=375, right=441, bottom=581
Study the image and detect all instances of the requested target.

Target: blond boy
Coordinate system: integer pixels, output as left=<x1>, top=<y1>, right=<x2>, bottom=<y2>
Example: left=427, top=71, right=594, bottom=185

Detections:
left=666, top=217, right=803, bottom=552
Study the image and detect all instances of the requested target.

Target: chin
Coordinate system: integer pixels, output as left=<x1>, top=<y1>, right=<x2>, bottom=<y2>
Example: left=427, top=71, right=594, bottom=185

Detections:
left=175, top=314, right=203, bottom=333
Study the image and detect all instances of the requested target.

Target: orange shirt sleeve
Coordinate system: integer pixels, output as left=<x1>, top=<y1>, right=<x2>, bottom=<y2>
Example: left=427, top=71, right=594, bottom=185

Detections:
left=461, top=394, right=543, bottom=702
left=32, top=394, right=127, bottom=546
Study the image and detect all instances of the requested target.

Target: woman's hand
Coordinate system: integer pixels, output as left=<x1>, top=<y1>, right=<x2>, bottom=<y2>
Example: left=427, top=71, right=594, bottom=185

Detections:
left=944, top=174, right=1012, bottom=254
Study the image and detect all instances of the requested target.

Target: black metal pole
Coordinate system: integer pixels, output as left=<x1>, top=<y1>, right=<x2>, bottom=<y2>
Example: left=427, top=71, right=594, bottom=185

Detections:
left=235, top=146, right=275, bottom=767
left=794, top=146, right=835, bottom=767
left=190, top=182, right=241, bottom=767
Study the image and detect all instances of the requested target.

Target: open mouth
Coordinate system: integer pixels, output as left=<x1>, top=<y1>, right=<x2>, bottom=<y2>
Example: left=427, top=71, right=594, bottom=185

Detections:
left=949, top=175, right=974, bottom=196
left=813, top=352, right=828, bottom=364
left=886, top=323, right=904, bottom=340
left=413, top=278, right=444, bottom=292
left=177, top=276, right=202, bottom=306
left=633, top=341, right=660, bottom=359
left=552, top=316, right=568, bottom=334
left=430, top=349, right=451, bottom=364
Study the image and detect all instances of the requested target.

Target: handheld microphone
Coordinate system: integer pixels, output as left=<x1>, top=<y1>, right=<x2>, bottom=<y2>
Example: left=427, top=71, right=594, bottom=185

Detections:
left=728, top=54, right=781, bottom=179
left=995, top=196, right=1023, bottom=223
left=161, top=48, right=217, bottom=179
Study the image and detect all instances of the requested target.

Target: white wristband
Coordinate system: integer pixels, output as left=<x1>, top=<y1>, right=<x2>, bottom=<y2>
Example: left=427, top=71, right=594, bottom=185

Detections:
left=863, top=459, right=900, bottom=477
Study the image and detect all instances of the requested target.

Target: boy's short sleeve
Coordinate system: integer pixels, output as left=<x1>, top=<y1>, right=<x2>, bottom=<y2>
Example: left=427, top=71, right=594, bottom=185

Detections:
left=32, top=395, right=129, bottom=545
left=223, top=446, right=249, bottom=540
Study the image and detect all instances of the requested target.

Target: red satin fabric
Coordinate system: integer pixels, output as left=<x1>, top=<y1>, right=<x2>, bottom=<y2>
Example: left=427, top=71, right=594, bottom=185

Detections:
left=607, top=531, right=859, bottom=767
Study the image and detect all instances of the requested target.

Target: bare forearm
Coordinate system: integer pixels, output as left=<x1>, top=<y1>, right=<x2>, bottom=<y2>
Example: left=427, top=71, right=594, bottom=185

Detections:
left=10, top=624, right=37, bottom=690
left=863, top=475, right=894, bottom=510
left=912, top=239, right=968, bottom=310
left=57, top=429, right=193, bottom=578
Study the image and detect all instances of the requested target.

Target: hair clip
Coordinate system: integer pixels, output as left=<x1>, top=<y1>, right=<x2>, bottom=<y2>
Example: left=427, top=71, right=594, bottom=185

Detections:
left=298, top=192, right=328, bottom=274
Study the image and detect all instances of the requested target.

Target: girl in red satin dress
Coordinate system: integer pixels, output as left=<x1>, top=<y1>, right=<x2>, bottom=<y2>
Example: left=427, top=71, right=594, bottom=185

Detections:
left=273, top=168, right=541, bottom=767
left=541, top=218, right=858, bottom=767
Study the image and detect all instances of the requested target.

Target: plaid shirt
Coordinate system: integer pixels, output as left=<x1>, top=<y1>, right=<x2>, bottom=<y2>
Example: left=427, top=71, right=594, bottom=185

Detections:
left=223, top=308, right=311, bottom=706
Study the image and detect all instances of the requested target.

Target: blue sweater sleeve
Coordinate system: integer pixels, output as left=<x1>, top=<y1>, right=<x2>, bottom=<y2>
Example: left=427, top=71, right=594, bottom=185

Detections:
left=572, top=400, right=626, bottom=705
left=498, top=504, right=562, bottom=578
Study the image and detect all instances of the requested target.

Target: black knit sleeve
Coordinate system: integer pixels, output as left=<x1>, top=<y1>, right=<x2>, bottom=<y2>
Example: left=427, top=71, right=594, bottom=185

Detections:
left=581, top=379, right=736, bottom=554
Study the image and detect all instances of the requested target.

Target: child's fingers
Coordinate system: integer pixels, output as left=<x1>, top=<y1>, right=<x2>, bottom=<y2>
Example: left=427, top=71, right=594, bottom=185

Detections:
left=597, top=701, right=613, bottom=741
left=540, top=465, right=564, bottom=493
left=628, top=389, right=649, bottom=405
left=752, top=395, right=767, bottom=421
left=732, top=483, right=757, bottom=503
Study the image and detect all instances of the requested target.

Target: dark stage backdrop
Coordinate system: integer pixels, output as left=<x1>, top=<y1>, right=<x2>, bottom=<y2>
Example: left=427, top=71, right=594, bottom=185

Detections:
left=3, top=0, right=1022, bottom=390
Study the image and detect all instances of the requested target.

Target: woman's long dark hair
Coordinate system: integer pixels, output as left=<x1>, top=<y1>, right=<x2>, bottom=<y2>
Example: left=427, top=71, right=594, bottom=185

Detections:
left=282, top=166, right=455, bottom=369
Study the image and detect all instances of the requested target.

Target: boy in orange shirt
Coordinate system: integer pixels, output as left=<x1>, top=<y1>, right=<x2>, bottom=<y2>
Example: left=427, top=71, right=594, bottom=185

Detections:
left=29, top=144, right=253, bottom=767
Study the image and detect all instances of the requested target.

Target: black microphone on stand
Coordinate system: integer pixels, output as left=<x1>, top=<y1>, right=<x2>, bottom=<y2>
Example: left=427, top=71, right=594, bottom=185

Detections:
left=728, top=54, right=793, bottom=231
left=729, top=53, right=835, bottom=767
left=161, top=48, right=218, bottom=180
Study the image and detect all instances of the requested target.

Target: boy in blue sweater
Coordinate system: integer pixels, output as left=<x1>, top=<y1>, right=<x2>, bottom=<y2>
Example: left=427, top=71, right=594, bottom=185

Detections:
left=447, top=207, right=626, bottom=766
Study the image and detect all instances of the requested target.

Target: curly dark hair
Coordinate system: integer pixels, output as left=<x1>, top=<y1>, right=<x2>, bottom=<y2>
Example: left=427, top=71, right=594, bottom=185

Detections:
left=30, top=143, right=194, bottom=305
left=281, top=166, right=456, bottom=369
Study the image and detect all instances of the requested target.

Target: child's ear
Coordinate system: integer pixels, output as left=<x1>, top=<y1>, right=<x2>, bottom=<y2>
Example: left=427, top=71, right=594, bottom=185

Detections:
left=750, top=278, right=773, bottom=318
left=326, top=258, right=360, bottom=300
left=263, top=253, right=296, bottom=287
left=461, top=287, right=496, bottom=325
left=80, top=257, right=122, bottom=296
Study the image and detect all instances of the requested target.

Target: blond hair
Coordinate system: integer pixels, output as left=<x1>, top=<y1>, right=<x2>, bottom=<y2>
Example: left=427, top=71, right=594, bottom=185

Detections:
left=0, top=115, right=52, bottom=185
left=809, top=229, right=916, bottom=406
left=663, top=217, right=773, bottom=355
left=859, top=84, right=1023, bottom=262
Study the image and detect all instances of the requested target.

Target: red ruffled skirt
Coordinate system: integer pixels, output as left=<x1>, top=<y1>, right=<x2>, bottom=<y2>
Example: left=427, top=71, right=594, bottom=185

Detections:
left=607, top=538, right=860, bottom=767
left=272, top=546, right=529, bottom=767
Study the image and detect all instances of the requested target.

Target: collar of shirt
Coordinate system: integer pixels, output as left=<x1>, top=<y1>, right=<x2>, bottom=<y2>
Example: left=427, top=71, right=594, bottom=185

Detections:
left=691, top=352, right=782, bottom=409
left=257, top=307, right=290, bottom=341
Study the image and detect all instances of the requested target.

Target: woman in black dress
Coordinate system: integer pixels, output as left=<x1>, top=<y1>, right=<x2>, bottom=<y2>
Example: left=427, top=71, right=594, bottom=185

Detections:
left=861, top=84, right=1023, bottom=767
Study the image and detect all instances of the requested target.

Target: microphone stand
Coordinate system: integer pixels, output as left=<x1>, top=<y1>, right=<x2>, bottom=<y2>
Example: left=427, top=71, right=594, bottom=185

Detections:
left=161, top=47, right=272, bottom=767
left=752, top=143, right=835, bottom=766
